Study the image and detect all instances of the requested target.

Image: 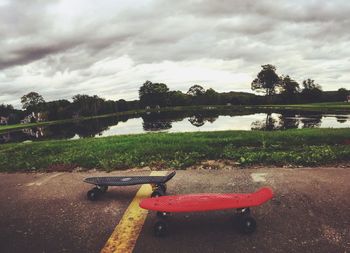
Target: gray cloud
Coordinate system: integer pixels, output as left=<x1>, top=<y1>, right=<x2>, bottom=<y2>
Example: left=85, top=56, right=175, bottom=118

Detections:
left=0, top=0, right=349, bottom=107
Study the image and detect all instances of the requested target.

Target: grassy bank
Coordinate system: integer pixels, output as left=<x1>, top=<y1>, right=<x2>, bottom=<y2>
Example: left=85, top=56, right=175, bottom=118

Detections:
left=257, top=102, right=350, bottom=112
left=0, top=119, right=76, bottom=132
left=1, top=128, right=350, bottom=172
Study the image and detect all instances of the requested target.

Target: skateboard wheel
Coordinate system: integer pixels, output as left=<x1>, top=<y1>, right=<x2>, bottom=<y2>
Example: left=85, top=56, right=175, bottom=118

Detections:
left=154, top=221, right=167, bottom=237
left=87, top=187, right=101, bottom=201
left=151, top=189, right=164, bottom=198
left=157, top=211, right=169, bottom=218
left=239, top=216, right=256, bottom=234
left=98, top=185, right=108, bottom=193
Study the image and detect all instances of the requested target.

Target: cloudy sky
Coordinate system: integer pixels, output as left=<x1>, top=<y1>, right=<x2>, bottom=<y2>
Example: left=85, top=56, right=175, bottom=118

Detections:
left=1, top=0, right=349, bottom=108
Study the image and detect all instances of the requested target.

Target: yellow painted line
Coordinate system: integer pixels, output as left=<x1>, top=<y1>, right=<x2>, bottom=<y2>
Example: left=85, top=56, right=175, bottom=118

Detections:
left=100, top=171, right=167, bottom=253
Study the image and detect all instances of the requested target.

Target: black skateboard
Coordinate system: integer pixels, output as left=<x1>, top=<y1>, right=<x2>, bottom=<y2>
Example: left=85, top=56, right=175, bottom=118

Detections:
left=84, top=171, right=176, bottom=201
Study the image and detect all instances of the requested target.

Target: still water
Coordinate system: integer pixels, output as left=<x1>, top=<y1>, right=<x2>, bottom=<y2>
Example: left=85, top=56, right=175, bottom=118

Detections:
left=1, top=110, right=349, bottom=144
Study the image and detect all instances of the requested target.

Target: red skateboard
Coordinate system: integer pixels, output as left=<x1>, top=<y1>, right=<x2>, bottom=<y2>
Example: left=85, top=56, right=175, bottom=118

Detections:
left=140, top=187, right=273, bottom=236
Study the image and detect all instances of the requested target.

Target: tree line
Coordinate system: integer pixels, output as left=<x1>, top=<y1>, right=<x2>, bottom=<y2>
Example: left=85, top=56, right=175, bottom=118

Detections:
left=0, top=64, right=349, bottom=124
left=139, top=64, right=349, bottom=106
left=251, top=64, right=340, bottom=103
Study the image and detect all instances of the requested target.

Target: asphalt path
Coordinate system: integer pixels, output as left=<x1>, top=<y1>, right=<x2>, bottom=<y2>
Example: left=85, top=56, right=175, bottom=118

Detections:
left=0, top=167, right=349, bottom=253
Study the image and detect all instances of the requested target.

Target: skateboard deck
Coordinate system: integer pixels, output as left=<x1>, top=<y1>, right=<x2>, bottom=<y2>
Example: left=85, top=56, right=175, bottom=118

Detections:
left=84, top=171, right=176, bottom=187
left=140, top=187, right=273, bottom=212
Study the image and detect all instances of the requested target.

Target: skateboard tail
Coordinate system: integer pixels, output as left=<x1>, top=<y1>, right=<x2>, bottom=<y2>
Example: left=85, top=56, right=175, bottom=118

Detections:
left=164, top=171, right=176, bottom=182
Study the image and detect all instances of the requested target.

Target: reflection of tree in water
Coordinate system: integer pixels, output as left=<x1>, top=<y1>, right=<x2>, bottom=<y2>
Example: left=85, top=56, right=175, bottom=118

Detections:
left=207, top=116, right=218, bottom=123
left=188, top=113, right=218, bottom=127
left=251, top=112, right=326, bottom=131
left=277, top=112, right=299, bottom=130
left=0, top=116, right=124, bottom=143
left=0, top=127, right=47, bottom=144
left=251, top=112, right=299, bottom=131
left=74, top=118, right=117, bottom=138
left=41, top=123, right=78, bottom=139
left=251, top=113, right=279, bottom=131
left=336, top=115, right=348, bottom=123
left=300, top=114, right=322, bottom=128
left=22, top=127, right=45, bottom=138
left=143, top=120, right=172, bottom=131
left=0, top=132, right=12, bottom=144
left=119, top=115, right=130, bottom=122
left=188, top=115, right=205, bottom=127
left=142, top=114, right=172, bottom=131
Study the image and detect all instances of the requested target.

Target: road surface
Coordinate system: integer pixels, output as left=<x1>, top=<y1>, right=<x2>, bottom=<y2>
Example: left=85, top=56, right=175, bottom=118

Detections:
left=0, top=167, right=349, bottom=253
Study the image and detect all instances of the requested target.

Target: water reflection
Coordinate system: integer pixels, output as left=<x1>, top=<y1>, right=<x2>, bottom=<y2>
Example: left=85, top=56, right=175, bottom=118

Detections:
left=188, top=113, right=218, bottom=127
left=142, top=118, right=172, bottom=131
left=251, top=112, right=324, bottom=130
left=1, top=110, right=349, bottom=144
left=278, top=112, right=300, bottom=130
left=336, top=115, right=348, bottom=123
left=300, top=114, right=322, bottom=128
left=251, top=113, right=279, bottom=131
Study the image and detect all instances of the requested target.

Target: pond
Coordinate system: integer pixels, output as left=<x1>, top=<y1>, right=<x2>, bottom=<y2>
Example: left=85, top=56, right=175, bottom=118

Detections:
left=1, top=109, right=349, bottom=144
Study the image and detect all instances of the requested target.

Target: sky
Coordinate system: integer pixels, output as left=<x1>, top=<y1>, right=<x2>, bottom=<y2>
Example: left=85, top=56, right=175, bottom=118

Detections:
left=0, top=0, right=349, bottom=108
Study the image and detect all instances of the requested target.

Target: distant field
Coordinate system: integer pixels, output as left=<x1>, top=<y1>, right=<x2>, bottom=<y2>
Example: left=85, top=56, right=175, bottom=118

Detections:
left=285, top=102, right=350, bottom=108
left=259, top=102, right=350, bottom=111
left=1, top=128, right=350, bottom=172
left=297, top=102, right=350, bottom=107
left=0, top=120, right=67, bottom=132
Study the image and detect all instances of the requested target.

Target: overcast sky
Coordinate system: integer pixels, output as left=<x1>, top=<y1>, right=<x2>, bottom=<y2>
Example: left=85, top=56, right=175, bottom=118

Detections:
left=1, top=0, right=349, bottom=108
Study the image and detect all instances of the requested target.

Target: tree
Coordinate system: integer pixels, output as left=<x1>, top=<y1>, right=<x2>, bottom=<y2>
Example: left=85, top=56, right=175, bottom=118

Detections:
left=0, top=104, right=24, bottom=124
left=42, top=99, right=72, bottom=120
left=116, top=99, right=128, bottom=111
left=337, top=88, right=349, bottom=101
left=21, top=92, right=45, bottom=110
left=0, top=104, right=14, bottom=116
left=280, top=75, right=300, bottom=102
left=302, top=79, right=322, bottom=90
left=187, top=85, right=205, bottom=96
left=251, top=64, right=280, bottom=96
left=72, top=94, right=105, bottom=116
left=204, top=88, right=220, bottom=104
left=139, top=80, right=169, bottom=107
left=280, top=75, right=300, bottom=95
left=301, top=79, right=322, bottom=102
left=167, top=91, right=190, bottom=106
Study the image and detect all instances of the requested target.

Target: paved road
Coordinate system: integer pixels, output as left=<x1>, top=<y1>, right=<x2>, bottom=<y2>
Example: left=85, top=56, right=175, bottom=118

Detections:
left=0, top=167, right=349, bottom=253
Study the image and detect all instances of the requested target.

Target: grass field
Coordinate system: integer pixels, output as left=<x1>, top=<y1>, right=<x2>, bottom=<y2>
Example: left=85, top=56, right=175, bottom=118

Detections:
left=258, top=102, right=350, bottom=112
left=1, top=128, right=350, bottom=172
